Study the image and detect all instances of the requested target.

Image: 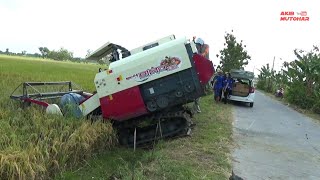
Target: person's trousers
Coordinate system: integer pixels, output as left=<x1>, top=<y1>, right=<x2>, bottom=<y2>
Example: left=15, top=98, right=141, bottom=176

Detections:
left=223, top=89, right=231, bottom=104
left=214, top=88, right=222, bottom=101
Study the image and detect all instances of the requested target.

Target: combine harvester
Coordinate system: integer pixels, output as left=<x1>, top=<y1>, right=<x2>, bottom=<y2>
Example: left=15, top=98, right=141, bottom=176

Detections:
left=10, top=35, right=214, bottom=147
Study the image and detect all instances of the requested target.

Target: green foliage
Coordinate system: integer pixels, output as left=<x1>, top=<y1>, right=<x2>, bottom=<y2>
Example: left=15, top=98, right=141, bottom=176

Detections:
left=257, top=46, right=320, bottom=113
left=217, top=30, right=251, bottom=72
left=283, top=46, right=320, bottom=111
left=257, top=64, right=270, bottom=91
left=256, top=63, right=279, bottom=93
left=285, top=81, right=314, bottom=109
left=48, top=48, right=74, bottom=61
left=39, top=47, right=50, bottom=59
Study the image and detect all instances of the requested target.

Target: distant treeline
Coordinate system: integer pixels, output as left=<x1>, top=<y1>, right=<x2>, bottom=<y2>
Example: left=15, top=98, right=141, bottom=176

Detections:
left=0, top=47, right=90, bottom=63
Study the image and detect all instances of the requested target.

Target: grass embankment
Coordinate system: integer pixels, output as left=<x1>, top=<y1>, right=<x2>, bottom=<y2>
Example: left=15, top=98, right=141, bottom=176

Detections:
left=258, top=89, right=320, bottom=121
left=60, top=95, right=234, bottom=180
left=0, top=55, right=116, bottom=179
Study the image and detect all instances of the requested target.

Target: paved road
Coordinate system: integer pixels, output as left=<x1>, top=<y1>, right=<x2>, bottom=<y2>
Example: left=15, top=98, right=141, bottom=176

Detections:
left=232, top=91, right=320, bottom=180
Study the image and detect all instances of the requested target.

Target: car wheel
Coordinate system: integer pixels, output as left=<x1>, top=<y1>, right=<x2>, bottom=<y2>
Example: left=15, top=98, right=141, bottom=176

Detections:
left=250, top=102, right=254, bottom=107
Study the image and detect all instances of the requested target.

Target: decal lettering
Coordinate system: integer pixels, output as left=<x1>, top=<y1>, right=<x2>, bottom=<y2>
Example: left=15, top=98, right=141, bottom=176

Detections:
left=126, top=56, right=182, bottom=82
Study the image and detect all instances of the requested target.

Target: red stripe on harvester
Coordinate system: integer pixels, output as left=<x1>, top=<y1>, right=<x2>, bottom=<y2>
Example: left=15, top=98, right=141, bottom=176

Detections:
left=24, top=98, right=49, bottom=107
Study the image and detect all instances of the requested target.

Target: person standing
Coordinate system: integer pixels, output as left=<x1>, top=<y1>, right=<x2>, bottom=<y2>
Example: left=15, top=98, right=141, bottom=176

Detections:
left=194, top=37, right=209, bottom=59
left=213, top=69, right=224, bottom=102
left=192, top=37, right=210, bottom=113
left=222, top=72, right=233, bottom=104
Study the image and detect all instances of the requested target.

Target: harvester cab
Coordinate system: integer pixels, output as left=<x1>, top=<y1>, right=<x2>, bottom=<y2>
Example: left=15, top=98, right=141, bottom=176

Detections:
left=86, top=42, right=131, bottom=65
left=10, top=34, right=214, bottom=147
left=85, top=35, right=178, bottom=65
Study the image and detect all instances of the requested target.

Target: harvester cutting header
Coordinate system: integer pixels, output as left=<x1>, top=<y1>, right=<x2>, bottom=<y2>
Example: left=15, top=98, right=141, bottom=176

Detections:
left=10, top=35, right=214, bottom=146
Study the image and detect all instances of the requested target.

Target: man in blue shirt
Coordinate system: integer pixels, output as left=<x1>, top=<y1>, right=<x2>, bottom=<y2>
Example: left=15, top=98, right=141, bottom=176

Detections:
left=222, top=72, right=233, bottom=104
left=213, top=69, right=224, bottom=102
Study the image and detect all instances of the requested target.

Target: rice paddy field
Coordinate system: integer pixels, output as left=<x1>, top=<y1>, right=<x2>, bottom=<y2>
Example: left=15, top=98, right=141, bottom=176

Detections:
left=0, top=55, right=233, bottom=180
left=0, top=55, right=116, bottom=180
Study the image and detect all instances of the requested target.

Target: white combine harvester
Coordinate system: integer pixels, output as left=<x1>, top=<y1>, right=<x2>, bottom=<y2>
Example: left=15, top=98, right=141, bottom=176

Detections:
left=11, top=35, right=214, bottom=147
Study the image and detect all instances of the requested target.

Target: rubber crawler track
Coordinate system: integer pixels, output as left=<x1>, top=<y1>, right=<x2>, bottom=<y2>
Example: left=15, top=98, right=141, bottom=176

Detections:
left=114, top=106, right=195, bottom=148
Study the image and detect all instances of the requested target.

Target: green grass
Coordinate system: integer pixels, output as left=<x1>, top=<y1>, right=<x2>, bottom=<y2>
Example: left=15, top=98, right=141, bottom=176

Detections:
left=0, top=55, right=99, bottom=93
left=0, top=55, right=234, bottom=180
left=58, top=95, right=234, bottom=180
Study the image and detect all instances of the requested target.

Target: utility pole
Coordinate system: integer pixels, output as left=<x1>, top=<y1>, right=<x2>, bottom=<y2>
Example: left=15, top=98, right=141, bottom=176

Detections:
left=271, top=56, right=275, bottom=72
left=268, top=56, right=275, bottom=92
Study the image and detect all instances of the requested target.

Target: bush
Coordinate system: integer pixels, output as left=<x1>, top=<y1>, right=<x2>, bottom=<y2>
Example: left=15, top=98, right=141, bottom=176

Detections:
left=285, top=82, right=315, bottom=109
left=312, top=96, right=320, bottom=114
left=256, top=80, right=266, bottom=90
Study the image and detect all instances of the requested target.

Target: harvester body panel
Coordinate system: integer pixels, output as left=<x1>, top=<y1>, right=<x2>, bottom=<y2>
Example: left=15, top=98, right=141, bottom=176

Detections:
left=94, top=37, right=192, bottom=98
left=130, top=35, right=176, bottom=55
left=78, top=36, right=213, bottom=121
left=79, top=93, right=100, bottom=116
left=99, top=86, right=148, bottom=121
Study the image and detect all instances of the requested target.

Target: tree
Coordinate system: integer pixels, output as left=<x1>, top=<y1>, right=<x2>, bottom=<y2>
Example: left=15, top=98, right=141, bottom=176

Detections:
left=5, top=48, right=9, bottom=55
left=257, top=63, right=271, bottom=91
left=282, top=46, right=320, bottom=109
left=48, top=47, right=73, bottom=61
left=284, top=47, right=319, bottom=94
left=217, top=30, right=251, bottom=72
left=39, top=47, right=49, bottom=59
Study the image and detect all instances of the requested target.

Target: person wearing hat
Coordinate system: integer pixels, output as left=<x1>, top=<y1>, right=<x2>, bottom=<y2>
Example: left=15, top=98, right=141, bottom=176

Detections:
left=213, top=69, right=224, bottom=102
left=194, top=37, right=209, bottom=59
left=192, top=37, right=210, bottom=113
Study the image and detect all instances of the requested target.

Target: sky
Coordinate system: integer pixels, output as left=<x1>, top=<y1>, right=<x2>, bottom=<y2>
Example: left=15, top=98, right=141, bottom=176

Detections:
left=0, top=0, right=319, bottom=74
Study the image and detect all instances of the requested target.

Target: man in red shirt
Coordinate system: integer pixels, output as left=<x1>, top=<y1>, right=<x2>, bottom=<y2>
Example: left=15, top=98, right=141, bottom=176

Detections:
left=193, top=37, right=210, bottom=113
